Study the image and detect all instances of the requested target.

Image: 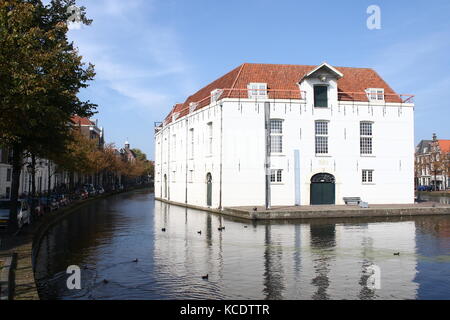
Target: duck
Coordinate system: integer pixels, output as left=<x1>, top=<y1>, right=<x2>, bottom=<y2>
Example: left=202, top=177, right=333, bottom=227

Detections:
left=197, top=231, right=202, bottom=235
left=133, top=258, right=139, bottom=263
left=244, top=226, right=248, bottom=228
left=162, top=228, right=166, bottom=232
left=253, top=207, right=258, bottom=212
left=103, top=279, right=109, bottom=284
left=202, top=274, right=209, bottom=280
left=394, top=252, right=400, bottom=256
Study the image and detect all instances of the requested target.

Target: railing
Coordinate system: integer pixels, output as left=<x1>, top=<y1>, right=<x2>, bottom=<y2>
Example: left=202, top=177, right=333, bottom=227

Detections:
left=338, top=91, right=415, bottom=104
left=159, top=89, right=415, bottom=127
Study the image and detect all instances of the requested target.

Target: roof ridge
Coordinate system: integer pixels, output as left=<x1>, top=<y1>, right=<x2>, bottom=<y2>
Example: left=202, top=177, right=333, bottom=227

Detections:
left=241, top=62, right=375, bottom=70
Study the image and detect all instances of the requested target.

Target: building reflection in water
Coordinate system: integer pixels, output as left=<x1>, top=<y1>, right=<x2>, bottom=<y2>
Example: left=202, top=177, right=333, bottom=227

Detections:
left=153, top=201, right=420, bottom=299
left=310, top=224, right=335, bottom=300
left=35, top=191, right=450, bottom=300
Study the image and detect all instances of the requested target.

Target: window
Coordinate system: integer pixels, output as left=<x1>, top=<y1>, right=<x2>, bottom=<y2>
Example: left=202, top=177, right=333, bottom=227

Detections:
left=211, top=89, right=223, bottom=103
left=190, top=129, right=194, bottom=159
left=366, top=88, right=384, bottom=101
left=360, top=122, right=373, bottom=155
left=270, top=119, right=283, bottom=153
left=315, top=121, right=329, bottom=154
left=248, top=83, right=267, bottom=99
left=314, top=85, right=328, bottom=108
left=270, top=169, right=283, bottom=183
left=362, top=170, right=374, bottom=183
left=6, top=168, right=12, bottom=182
left=172, top=134, right=176, bottom=160
left=188, top=170, right=194, bottom=183
left=207, top=122, right=213, bottom=155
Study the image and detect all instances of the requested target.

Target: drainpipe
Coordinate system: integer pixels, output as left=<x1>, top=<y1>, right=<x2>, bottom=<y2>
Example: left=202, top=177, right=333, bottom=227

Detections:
left=185, top=118, right=188, bottom=204
left=265, top=102, right=271, bottom=210
left=167, top=126, right=170, bottom=200
left=160, top=130, right=163, bottom=198
left=219, top=103, right=223, bottom=210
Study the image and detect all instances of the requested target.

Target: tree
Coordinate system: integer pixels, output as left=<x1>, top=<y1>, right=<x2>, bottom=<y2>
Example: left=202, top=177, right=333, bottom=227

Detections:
left=0, top=0, right=96, bottom=231
left=131, top=148, right=147, bottom=162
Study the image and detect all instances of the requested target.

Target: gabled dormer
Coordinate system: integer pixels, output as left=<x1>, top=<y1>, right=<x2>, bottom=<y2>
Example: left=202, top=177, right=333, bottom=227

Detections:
left=299, top=62, right=343, bottom=108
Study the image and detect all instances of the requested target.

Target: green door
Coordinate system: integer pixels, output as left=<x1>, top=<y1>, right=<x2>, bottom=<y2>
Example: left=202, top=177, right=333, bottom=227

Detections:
left=310, top=173, right=335, bottom=205
left=206, top=173, right=212, bottom=207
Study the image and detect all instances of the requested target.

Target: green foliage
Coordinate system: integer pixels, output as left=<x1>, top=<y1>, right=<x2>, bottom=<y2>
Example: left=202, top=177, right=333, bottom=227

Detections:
left=0, top=0, right=96, bottom=231
left=0, top=0, right=96, bottom=152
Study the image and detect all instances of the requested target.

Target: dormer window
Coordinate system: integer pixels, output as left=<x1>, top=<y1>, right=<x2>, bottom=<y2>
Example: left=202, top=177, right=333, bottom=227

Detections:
left=248, top=83, right=267, bottom=99
left=366, top=88, right=384, bottom=101
left=189, top=102, right=198, bottom=113
left=211, top=89, right=223, bottom=103
left=314, top=85, right=328, bottom=108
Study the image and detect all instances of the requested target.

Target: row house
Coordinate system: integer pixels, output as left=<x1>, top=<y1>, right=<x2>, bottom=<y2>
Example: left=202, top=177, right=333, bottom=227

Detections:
left=415, top=134, right=450, bottom=190
left=155, top=62, right=415, bottom=208
left=0, top=116, right=105, bottom=199
left=0, top=148, right=56, bottom=199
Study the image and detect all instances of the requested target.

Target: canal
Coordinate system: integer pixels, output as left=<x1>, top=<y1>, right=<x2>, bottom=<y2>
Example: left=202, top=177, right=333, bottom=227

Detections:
left=34, top=189, right=450, bottom=300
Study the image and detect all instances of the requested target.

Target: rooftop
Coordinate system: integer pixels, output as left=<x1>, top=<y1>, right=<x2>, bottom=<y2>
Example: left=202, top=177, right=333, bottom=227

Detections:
left=161, top=62, right=414, bottom=126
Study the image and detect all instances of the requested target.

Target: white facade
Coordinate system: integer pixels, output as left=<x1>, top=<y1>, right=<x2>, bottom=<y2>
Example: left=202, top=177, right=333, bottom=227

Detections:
left=155, top=63, right=415, bottom=208
left=0, top=151, right=57, bottom=199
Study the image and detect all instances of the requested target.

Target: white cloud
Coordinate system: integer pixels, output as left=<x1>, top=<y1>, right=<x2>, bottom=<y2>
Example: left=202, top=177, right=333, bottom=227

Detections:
left=69, top=0, right=194, bottom=113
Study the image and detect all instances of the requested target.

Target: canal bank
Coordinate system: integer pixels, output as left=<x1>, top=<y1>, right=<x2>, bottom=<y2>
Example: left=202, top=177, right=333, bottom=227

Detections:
left=155, top=197, right=450, bottom=221
left=0, top=185, right=152, bottom=300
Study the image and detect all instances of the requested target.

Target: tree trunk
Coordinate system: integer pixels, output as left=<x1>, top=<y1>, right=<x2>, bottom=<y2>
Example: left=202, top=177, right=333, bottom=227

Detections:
left=8, top=144, right=22, bottom=232
left=48, top=161, right=52, bottom=194
left=30, top=154, right=36, bottom=221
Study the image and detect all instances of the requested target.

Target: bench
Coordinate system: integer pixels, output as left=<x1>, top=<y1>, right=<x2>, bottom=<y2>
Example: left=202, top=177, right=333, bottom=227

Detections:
left=343, top=197, right=361, bottom=206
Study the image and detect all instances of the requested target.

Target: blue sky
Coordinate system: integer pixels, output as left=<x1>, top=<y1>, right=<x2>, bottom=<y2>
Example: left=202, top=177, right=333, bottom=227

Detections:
left=67, top=0, right=450, bottom=159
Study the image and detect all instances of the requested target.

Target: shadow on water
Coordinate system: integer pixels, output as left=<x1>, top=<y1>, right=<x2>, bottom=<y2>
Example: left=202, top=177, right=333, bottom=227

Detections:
left=35, top=190, right=450, bottom=300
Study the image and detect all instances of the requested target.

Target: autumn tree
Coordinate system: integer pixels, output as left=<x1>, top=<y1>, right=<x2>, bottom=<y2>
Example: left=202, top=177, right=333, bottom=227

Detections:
left=0, top=0, right=96, bottom=231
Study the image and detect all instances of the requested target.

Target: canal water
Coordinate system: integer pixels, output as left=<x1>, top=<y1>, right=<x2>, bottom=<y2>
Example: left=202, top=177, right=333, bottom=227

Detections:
left=34, top=189, right=450, bottom=300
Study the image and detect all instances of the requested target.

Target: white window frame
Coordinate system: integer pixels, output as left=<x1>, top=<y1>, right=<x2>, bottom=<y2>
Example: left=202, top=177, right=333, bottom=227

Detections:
left=270, top=119, right=283, bottom=154
left=366, top=88, right=385, bottom=101
left=207, top=122, right=213, bottom=156
left=172, top=134, right=176, bottom=161
left=248, top=82, right=268, bottom=99
left=315, top=120, right=329, bottom=155
left=189, top=128, right=194, bottom=159
left=360, top=121, right=373, bottom=155
left=362, top=169, right=374, bottom=184
left=270, top=169, right=283, bottom=184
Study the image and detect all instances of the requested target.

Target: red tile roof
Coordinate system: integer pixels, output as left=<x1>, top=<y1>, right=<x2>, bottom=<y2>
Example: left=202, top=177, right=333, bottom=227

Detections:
left=438, top=140, right=450, bottom=153
left=164, top=63, right=407, bottom=124
left=71, top=115, right=94, bottom=126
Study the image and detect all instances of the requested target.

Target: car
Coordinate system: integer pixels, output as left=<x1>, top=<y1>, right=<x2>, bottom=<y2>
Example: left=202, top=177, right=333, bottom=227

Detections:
left=84, top=184, right=97, bottom=197
left=75, top=188, right=89, bottom=200
left=39, top=196, right=59, bottom=212
left=0, top=199, right=32, bottom=229
left=96, top=186, right=105, bottom=195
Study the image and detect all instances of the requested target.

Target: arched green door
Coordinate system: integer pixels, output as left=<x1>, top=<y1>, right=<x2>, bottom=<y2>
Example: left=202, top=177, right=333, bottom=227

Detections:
left=206, top=173, right=212, bottom=207
left=310, top=173, right=335, bottom=205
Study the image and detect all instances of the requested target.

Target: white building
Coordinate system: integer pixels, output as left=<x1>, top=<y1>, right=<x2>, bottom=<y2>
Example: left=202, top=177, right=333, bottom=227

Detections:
left=155, top=62, right=415, bottom=208
left=0, top=148, right=57, bottom=199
